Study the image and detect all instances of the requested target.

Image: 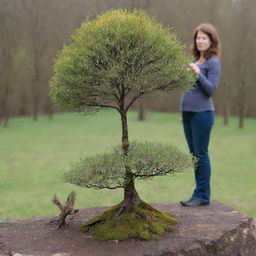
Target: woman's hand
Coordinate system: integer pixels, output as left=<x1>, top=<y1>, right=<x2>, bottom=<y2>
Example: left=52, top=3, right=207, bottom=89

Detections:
left=189, top=63, right=200, bottom=75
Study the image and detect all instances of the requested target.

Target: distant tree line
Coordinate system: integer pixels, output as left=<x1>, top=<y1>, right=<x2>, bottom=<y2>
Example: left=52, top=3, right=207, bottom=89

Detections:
left=0, top=0, right=255, bottom=128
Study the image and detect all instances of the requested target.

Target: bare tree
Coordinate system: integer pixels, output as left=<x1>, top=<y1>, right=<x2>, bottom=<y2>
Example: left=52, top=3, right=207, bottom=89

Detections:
left=232, top=0, right=256, bottom=128
left=1, top=0, right=256, bottom=122
left=21, top=0, right=61, bottom=120
left=0, top=1, right=21, bottom=126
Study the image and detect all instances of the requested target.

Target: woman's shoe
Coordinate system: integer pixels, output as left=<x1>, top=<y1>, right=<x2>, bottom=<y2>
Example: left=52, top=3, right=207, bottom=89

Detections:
left=181, top=198, right=210, bottom=207
left=179, top=197, right=193, bottom=206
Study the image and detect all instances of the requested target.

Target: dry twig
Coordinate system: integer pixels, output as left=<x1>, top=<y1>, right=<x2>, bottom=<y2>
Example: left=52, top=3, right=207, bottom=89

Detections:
left=51, top=191, right=78, bottom=229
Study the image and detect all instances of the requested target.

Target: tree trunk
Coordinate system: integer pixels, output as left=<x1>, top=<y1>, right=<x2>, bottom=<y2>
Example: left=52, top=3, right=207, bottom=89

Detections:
left=223, top=103, right=229, bottom=126
left=238, top=106, right=245, bottom=129
left=48, top=108, right=53, bottom=121
left=31, top=15, right=41, bottom=122
left=120, top=111, right=129, bottom=154
left=19, top=94, right=27, bottom=116
left=3, top=107, right=10, bottom=127
left=118, top=111, right=141, bottom=216
left=138, top=98, right=146, bottom=121
left=117, top=171, right=141, bottom=216
left=45, top=97, right=53, bottom=120
left=1, top=87, right=10, bottom=127
left=32, top=61, right=40, bottom=121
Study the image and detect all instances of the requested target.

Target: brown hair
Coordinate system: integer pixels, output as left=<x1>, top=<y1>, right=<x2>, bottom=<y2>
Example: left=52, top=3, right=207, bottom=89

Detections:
left=192, top=23, right=221, bottom=60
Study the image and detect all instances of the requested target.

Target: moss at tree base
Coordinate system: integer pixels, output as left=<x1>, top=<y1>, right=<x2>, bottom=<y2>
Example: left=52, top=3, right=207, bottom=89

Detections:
left=80, top=201, right=178, bottom=241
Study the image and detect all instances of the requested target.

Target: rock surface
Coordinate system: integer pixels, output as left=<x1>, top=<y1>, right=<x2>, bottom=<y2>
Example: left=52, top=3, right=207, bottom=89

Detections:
left=0, top=201, right=256, bottom=256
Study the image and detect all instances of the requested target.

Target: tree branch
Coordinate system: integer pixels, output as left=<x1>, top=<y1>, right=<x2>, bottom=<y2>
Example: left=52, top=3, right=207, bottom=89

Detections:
left=134, top=168, right=176, bottom=179
left=125, top=92, right=145, bottom=112
left=52, top=194, right=64, bottom=211
left=85, top=184, right=124, bottom=190
left=110, top=78, right=122, bottom=100
left=122, top=81, right=179, bottom=108
left=135, top=57, right=164, bottom=77
left=154, top=80, right=179, bottom=90
left=125, top=87, right=132, bottom=97
left=86, top=103, right=119, bottom=110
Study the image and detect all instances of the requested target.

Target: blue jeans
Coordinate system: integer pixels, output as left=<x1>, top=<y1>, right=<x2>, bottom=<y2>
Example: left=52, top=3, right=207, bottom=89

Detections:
left=182, top=111, right=214, bottom=203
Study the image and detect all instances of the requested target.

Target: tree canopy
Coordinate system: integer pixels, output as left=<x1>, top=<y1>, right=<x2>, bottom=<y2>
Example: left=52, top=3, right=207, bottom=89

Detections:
left=50, top=9, right=194, bottom=114
left=63, top=142, right=195, bottom=189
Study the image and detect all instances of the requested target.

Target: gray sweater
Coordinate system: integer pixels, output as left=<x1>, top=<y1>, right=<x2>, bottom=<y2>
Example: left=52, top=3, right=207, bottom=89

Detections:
left=180, top=56, right=221, bottom=112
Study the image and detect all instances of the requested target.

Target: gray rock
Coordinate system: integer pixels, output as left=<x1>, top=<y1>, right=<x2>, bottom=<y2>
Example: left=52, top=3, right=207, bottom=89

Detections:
left=0, top=201, right=255, bottom=256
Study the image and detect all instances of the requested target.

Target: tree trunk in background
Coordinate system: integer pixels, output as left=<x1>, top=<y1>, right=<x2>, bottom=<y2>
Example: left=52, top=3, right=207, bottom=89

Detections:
left=1, top=87, right=10, bottom=127
left=234, top=0, right=256, bottom=128
left=21, top=0, right=53, bottom=121
left=30, top=3, right=40, bottom=121
left=223, top=102, right=229, bottom=126
left=236, top=85, right=247, bottom=129
left=3, top=106, right=10, bottom=127
left=45, top=96, right=53, bottom=120
left=238, top=105, right=245, bottom=129
left=0, top=91, right=3, bottom=125
left=0, top=0, right=256, bottom=120
left=19, top=94, right=27, bottom=116
left=138, top=98, right=146, bottom=121
left=32, top=66, right=40, bottom=121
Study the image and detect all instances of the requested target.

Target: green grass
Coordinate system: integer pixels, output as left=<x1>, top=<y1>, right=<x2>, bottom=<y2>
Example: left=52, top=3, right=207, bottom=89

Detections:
left=0, top=110, right=256, bottom=220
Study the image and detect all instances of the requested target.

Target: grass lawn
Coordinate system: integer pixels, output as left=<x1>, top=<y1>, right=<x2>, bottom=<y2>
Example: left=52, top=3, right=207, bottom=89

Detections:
left=0, top=110, right=256, bottom=219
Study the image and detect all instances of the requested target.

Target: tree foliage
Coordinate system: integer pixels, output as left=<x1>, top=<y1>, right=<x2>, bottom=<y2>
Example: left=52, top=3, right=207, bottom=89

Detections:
left=63, top=142, right=195, bottom=189
left=50, top=9, right=195, bottom=113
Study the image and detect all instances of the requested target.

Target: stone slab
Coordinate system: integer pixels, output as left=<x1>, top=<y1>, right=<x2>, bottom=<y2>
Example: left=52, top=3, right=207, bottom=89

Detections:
left=0, top=201, right=256, bottom=256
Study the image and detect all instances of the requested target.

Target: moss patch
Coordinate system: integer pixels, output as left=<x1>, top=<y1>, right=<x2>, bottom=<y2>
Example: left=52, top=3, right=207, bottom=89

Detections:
left=81, top=201, right=178, bottom=241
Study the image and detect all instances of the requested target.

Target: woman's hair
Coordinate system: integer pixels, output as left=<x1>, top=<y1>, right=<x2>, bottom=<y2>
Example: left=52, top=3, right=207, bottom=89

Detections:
left=192, top=23, right=221, bottom=60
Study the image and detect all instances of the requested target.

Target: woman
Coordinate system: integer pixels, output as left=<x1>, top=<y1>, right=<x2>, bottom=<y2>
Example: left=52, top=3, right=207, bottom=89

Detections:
left=180, top=23, right=221, bottom=207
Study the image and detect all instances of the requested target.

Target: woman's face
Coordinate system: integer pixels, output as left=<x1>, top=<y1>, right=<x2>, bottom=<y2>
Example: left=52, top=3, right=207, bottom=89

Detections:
left=196, top=30, right=211, bottom=53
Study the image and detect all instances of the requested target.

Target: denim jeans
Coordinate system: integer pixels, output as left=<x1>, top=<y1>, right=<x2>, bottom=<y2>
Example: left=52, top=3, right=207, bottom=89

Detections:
left=182, top=111, right=214, bottom=203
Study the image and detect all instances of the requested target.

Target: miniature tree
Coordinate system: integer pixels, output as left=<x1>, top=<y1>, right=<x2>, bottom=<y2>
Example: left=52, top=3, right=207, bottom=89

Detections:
left=50, top=9, right=195, bottom=240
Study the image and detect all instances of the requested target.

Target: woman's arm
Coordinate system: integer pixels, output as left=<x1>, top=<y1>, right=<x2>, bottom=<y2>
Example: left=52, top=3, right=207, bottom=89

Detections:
left=197, top=57, right=221, bottom=97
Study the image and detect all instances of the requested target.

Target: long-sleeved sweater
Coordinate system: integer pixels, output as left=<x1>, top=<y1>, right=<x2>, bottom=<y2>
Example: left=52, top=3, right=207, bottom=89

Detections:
left=180, top=56, right=221, bottom=112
